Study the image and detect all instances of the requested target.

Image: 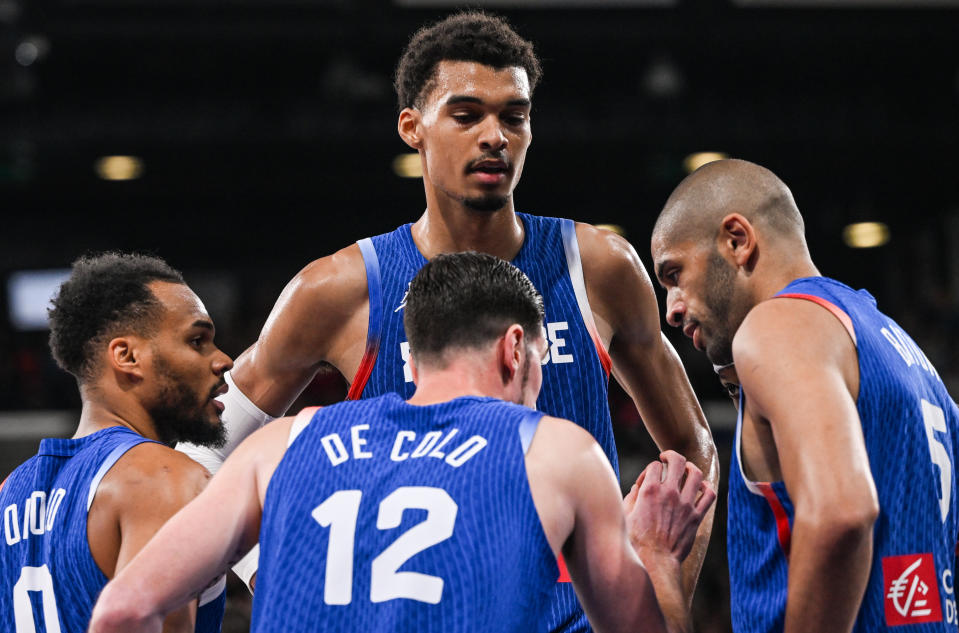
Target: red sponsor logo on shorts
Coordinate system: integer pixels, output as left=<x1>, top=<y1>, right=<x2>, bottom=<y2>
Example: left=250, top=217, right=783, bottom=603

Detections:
left=883, top=553, right=943, bottom=626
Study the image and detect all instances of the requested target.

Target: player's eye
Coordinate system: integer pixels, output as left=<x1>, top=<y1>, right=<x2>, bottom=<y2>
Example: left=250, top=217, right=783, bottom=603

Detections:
left=723, top=382, right=740, bottom=400
left=503, top=112, right=526, bottom=125
left=451, top=111, right=479, bottom=123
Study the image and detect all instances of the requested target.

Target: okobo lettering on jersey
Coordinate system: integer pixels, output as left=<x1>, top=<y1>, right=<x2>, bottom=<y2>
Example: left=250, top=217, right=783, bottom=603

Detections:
left=398, top=321, right=575, bottom=383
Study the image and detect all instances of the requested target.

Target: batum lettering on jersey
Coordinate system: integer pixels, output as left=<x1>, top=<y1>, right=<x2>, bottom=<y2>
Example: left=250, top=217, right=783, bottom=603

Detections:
left=3, top=488, right=67, bottom=546
left=883, top=553, right=943, bottom=626
left=319, top=425, right=488, bottom=469
left=881, top=322, right=942, bottom=383
left=399, top=321, right=575, bottom=383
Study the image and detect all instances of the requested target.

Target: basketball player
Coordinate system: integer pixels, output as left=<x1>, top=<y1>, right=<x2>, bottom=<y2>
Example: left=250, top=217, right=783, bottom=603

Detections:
left=651, top=158, right=959, bottom=631
left=0, top=253, right=232, bottom=633
left=91, top=252, right=715, bottom=633
left=177, top=12, right=718, bottom=628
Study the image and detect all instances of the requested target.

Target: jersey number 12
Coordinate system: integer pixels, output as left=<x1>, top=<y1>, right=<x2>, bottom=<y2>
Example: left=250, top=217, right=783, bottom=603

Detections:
left=13, top=565, right=61, bottom=633
left=312, top=486, right=458, bottom=605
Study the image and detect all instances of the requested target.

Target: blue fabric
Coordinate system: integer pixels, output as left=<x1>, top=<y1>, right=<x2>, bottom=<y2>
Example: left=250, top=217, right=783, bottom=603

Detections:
left=354, top=213, right=615, bottom=632
left=728, top=276, right=959, bottom=632
left=253, top=394, right=556, bottom=632
left=0, top=425, right=222, bottom=633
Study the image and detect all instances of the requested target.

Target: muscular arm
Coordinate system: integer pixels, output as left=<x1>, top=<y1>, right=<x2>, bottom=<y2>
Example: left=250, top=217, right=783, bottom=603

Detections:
left=526, top=417, right=667, bottom=633
left=733, top=299, right=878, bottom=633
left=88, top=445, right=215, bottom=633
left=577, top=223, right=719, bottom=601
left=90, top=419, right=294, bottom=633
left=177, top=244, right=368, bottom=473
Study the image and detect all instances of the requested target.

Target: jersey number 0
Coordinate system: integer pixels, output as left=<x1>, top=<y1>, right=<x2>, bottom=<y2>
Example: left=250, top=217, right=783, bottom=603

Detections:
left=312, top=486, right=458, bottom=606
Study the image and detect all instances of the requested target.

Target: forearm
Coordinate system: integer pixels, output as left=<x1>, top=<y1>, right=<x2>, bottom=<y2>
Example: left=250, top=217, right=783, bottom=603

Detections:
left=783, top=517, right=874, bottom=632
left=639, top=553, right=691, bottom=633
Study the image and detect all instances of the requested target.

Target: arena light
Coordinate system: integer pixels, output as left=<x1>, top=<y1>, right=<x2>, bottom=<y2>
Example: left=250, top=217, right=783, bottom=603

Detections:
left=392, top=153, right=422, bottom=179
left=843, top=222, right=890, bottom=249
left=595, top=224, right=626, bottom=236
left=95, top=155, right=144, bottom=181
left=683, top=152, right=728, bottom=174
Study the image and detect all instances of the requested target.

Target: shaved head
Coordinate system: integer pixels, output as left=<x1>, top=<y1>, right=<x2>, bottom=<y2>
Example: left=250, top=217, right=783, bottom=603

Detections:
left=653, top=159, right=805, bottom=246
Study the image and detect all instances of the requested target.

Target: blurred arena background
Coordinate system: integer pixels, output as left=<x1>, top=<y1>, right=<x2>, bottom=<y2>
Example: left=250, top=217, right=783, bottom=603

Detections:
left=2, top=0, right=958, bottom=630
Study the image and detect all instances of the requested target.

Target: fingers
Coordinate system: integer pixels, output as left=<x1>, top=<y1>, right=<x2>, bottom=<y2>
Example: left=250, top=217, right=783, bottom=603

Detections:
left=679, top=462, right=704, bottom=505
left=659, top=450, right=687, bottom=489
left=638, top=460, right=663, bottom=493
left=695, top=481, right=717, bottom=515
left=623, top=481, right=639, bottom=513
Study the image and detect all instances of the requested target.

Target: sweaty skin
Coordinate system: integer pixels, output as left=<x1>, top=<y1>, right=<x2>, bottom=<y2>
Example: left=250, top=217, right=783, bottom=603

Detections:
left=214, top=60, right=717, bottom=602
left=91, top=327, right=715, bottom=633
left=652, top=159, right=880, bottom=633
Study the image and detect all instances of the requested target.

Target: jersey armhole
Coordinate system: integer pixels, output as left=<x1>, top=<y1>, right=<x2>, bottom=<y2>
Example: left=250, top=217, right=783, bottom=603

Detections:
left=86, top=437, right=156, bottom=511
left=348, top=238, right=384, bottom=400
left=776, top=292, right=857, bottom=346
left=288, top=406, right=321, bottom=447
left=518, top=410, right=546, bottom=455
left=560, top=220, right=612, bottom=377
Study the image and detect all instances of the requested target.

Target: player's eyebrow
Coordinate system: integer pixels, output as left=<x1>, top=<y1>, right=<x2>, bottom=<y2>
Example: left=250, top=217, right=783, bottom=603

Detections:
left=653, top=261, right=668, bottom=286
left=192, top=319, right=215, bottom=332
left=445, top=95, right=531, bottom=107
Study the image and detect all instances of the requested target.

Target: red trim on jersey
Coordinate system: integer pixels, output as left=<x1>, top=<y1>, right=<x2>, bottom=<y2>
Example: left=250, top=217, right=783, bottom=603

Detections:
left=0, top=475, right=7, bottom=493
left=347, top=349, right=378, bottom=400
left=590, top=330, right=612, bottom=379
left=777, top=293, right=856, bottom=345
left=757, top=482, right=791, bottom=559
left=556, top=553, right=571, bottom=583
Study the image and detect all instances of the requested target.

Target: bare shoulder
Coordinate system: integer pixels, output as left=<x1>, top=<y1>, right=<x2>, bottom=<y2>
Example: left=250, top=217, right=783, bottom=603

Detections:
left=92, top=442, right=212, bottom=526
left=281, top=242, right=368, bottom=312
left=574, top=222, right=659, bottom=340
left=733, top=295, right=854, bottom=368
left=528, top=416, right=612, bottom=482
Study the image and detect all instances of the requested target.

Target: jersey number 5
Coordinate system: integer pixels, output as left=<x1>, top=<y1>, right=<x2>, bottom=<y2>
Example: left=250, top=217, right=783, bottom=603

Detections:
left=13, top=565, right=61, bottom=633
left=922, top=399, right=952, bottom=523
left=312, top=486, right=458, bottom=606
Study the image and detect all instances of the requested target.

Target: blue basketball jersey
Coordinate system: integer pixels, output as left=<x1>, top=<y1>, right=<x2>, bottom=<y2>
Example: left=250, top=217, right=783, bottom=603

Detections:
left=252, top=394, right=557, bottom=632
left=0, top=425, right=225, bottom=633
left=353, top=214, right=615, bottom=632
left=728, top=276, right=959, bottom=632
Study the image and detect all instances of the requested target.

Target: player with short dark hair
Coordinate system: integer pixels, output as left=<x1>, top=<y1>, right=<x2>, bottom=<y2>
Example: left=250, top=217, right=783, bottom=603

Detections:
left=90, top=252, right=715, bottom=633
left=651, top=158, right=959, bottom=631
left=178, top=11, right=719, bottom=630
left=0, top=252, right=232, bottom=633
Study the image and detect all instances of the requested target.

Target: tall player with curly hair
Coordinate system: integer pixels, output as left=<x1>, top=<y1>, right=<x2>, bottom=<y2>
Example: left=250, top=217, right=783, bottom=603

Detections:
left=178, top=12, right=718, bottom=631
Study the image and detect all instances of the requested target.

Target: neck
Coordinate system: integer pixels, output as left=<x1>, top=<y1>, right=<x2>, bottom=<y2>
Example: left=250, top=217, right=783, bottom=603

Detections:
left=411, top=191, right=525, bottom=261
left=407, top=355, right=514, bottom=406
left=73, top=385, right=160, bottom=442
left=757, top=257, right=822, bottom=301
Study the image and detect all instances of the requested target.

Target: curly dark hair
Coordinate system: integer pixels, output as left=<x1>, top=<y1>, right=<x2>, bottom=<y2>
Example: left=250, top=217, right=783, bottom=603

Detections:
left=394, top=11, right=542, bottom=112
left=48, top=252, right=185, bottom=382
left=404, top=251, right=544, bottom=365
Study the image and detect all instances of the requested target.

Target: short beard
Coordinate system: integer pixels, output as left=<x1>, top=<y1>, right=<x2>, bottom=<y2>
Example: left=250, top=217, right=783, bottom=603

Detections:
left=148, top=356, right=226, bottom=449
left=463, top=194, right=509, bottom=213
left=702, top=249, right=736, bottom=366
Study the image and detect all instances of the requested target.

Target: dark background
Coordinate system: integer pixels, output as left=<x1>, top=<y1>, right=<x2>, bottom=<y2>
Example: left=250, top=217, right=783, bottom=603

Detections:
left=2, top=0, right=958, bottom=630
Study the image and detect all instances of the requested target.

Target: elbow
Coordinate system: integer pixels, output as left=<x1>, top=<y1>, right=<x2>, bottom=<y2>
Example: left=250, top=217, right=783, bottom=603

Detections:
left=90, top=582, right=156, bottom=633
left=799, top=495, right=879, bottom=550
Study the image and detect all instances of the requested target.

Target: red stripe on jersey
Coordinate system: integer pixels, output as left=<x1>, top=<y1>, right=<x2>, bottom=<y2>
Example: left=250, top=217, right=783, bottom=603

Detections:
left=590, top=330, right=612, bottom=379
left=757, top=482, right=792, bottom=559
left=777, top=293, right=857, bottom=345
left=347, top=348, right=378, bottom=400
left=556, top=553, right=571, bottom=583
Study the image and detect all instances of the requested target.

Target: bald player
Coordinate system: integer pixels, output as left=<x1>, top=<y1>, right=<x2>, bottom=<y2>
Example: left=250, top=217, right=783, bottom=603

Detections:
left=651, top=158, right=959, bottom=632
left=178, top=11, right=717, bottom=629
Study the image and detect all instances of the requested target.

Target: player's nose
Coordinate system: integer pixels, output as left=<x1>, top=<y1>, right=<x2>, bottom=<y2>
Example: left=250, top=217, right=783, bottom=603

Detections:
left=665, top=289, right=685, bottom=328
left=212, top=348, right=234, bottom=375
left=477, top=118, right=508, bottom=151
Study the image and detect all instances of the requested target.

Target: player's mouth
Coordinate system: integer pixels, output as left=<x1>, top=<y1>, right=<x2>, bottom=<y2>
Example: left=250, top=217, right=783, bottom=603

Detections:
left=210, top=381, right=228, bottom=412
left=683, top=322, right=705, bottom=352
left=468, top=158, right=510, bottom=185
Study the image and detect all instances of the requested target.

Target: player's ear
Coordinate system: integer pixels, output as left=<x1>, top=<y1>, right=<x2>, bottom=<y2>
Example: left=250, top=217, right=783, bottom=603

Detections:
left=498, top=324, right=524, bottom=385
left=408, top=352, right=420, bottom=385
left=107, top=336, right=147, bottom=383
left=397, top=108, right=423, bottom=150
left=719, top=213, right=758, bottom=268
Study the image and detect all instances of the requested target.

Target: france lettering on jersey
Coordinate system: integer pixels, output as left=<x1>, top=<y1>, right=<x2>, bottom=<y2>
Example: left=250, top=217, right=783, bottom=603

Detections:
left=252, top=394, right=557, bottom=632
left=728, top=276, right=959, bottom=632
left=353, top=213, right=615, bottom=632
left=0, top=426, right=226, bottom=633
